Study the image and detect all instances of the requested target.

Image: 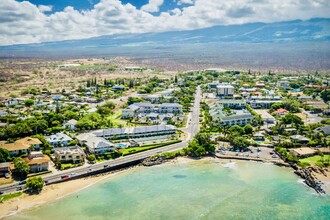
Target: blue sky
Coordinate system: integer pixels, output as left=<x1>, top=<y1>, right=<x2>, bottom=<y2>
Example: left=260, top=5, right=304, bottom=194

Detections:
left=2, top=0, right=330, bottom=45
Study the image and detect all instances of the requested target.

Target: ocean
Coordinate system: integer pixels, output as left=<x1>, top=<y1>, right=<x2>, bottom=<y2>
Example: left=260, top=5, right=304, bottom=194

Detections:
left=6, top=159, right=330, bottom=220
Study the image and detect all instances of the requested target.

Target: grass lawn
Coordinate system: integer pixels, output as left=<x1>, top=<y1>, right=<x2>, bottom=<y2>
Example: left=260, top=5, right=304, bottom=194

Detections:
left=61, top=163, right=82, bottom=170
left=120, top=140, right=181, bottom=156
left=107, top=110, right=142, bottom=127
left=178, top=114, right=188, bottom=128
left=300, top=155, right=330, bottom=164
left=0, top=192, right=22, bottom=202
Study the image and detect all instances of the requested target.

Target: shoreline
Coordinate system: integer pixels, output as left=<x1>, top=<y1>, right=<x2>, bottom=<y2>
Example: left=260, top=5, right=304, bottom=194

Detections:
left=1, top=156, right=329, bottom=219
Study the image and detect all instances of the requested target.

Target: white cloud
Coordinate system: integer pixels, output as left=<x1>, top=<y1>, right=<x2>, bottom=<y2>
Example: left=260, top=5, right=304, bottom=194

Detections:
left=141, top=0, right=164, bottom=13
left=0, top=0, right=329, bottom=45
left=38, top=5, right=52, bottom=12
left=177, top=0, right=194, bottom=6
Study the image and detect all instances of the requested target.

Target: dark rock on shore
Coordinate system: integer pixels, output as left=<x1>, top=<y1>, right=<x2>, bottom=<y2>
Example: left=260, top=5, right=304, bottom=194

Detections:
left=142, top=156, right=166, bottom=166
left=294, top=167, right=326, bottom=194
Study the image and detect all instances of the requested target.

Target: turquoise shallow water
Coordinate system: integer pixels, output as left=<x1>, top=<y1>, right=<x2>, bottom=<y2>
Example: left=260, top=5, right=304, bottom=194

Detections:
left=6, top=160, right=330, bottom=220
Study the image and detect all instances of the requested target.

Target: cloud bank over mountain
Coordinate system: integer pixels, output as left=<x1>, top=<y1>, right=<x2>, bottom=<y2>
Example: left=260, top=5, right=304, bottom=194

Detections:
left=0, top=0, right=329, bottom=45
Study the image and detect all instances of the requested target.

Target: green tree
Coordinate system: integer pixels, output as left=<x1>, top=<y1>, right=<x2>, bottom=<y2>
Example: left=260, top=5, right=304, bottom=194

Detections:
left=0, top=148, right=11, bottom=162
left=87, top=154, right=95, bottom=162
left=244, top=124, right=254, bottom=135
left=230, top=136, right=250, bottom=150
left=25, top=176, right=44, bottom=192
left=24, top=99, right=35, bottom=107
left=228, top=125, right=244, bottom=135
left=14, top=158, right=30, bottom=179
left=320, top=89, right=330, bottom=102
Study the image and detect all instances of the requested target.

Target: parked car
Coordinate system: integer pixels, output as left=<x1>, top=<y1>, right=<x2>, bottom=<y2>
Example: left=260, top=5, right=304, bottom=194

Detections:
left=0, top=191, right=4, bottom=195
left=19, top=180, right=26, bottom=185
left=4, top=173, right=10, bottom=179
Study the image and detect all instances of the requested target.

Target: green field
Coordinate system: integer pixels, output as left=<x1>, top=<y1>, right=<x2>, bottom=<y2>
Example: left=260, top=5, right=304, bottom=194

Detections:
left=300, top=155, right=330, bottom=164
left=120, top=140, right=182, bottom=156
left=0, top=192, right=22, bottom=202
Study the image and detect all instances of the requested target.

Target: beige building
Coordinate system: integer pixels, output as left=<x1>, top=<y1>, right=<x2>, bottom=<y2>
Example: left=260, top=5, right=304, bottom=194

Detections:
left=290, top=147, right=317, bottom=158
left=25, top=151, right=50, bottom=173
left=54, top=147, right=85, bottom=164
left=1, top=137, right=41, bottom=156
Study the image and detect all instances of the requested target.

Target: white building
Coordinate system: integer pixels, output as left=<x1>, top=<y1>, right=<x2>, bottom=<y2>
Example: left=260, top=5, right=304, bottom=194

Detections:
left=159, top=103, right=183, bottom=114
left=76, top=133, right=115, bottom=155
left=54, top=147, right=85, bottom=163
left=216, top=84, right=234, bottom=97
left=46, top=133, right=73, bottom=147
left=63, top=119, right=77, bottom=130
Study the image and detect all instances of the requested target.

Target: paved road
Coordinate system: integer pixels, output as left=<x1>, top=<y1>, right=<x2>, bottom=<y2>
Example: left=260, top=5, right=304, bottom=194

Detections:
left=0, top=86, right=202, bottom=194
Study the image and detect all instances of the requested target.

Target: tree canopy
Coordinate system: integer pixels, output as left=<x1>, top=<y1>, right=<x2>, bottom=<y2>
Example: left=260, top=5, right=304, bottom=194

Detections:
left=25, top=176, right=44, bottom=192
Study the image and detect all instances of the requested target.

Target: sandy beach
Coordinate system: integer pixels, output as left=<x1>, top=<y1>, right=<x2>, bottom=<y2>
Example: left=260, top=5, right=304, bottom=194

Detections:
left=0, top=169, right=134, bottom=219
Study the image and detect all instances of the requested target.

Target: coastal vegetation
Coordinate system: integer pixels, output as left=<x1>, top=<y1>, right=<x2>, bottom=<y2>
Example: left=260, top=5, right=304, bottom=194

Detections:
left=25, top=176, right=44, bottom=193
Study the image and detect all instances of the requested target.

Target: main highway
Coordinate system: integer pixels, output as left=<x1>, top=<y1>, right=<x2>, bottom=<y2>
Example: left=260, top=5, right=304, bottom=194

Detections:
left=0, top=86, right=201, bottom=194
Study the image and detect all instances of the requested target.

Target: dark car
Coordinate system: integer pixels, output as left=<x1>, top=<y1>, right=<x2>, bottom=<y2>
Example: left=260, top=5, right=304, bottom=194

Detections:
left=0, top=191, right=3, bottom=195
left=104, top=164, right=109, bottom=168
left=19, top=180, right=26, bottom=185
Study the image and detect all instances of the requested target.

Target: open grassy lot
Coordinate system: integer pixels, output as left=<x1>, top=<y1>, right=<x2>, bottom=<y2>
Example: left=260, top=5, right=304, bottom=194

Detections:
left=74, top=65, right=116, bottom=70
left=300, top=155, right=330, bottom=164
left=120, top=140, right=181, bottom=156
left=0, top=192, right=22, bottom=202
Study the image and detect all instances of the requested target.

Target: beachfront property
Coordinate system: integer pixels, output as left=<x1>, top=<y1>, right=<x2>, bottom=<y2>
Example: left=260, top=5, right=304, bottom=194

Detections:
left=54, top=147, right=85, bottom=163
left=76, top=133, right=115, bottom=155
left=209, top=102, right=254, bottom=127
left=216, top=84, right=235, bottom=97
left=83, top=125, right=178, bottom=142
left=1, top=137, right=42, bottom=156
left=25, top=151, right=50, bottom=173
left=46, top=133, right=73, bottom=147
left=290, top=147, right=317, bottom=158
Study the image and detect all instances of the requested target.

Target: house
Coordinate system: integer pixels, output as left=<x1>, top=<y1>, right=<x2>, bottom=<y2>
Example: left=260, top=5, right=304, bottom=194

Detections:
left=63, top=119, right=77, bottom=130
left=25, top=151, right=50, bottom=173
left=76, top=133, right=115, bottom=155
left=159, top=103, right=183, bottom=114
left=290, top=147, right=317, bottom=158
left=255, top=110, right=275, bottom=124
left=0, top=110, right=7, bottom=117
left=277, top=81, right=290, bottom=89
left=313, top=125, right=330, bottom=136
left=275, top=108, right=289, bottom=117
left=52, top=95, right=63, bottom=101
left=112, top=85, right=124, bottom=91
left=0, top=162, right=11, bottom=177
left=47, top=133, right=72, bottom=147
left=1, top=137, right=42, bottom=156
left=253, top=133, right=265, bottom=141
left=216, top=84, right=234, bottom=97
left=54, top=147, right=85, bottom=164
left=290, top=135, right=310, bottom=145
